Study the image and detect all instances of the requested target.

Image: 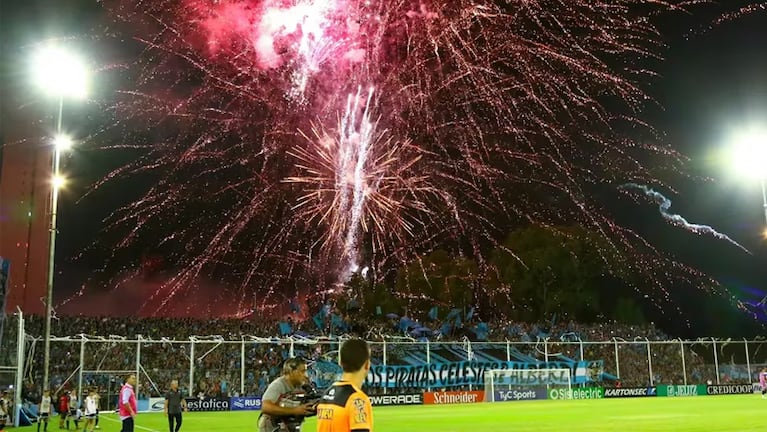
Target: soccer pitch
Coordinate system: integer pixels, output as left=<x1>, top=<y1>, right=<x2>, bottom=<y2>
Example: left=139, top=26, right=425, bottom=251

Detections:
left=18, top=395, right=762, bottom=432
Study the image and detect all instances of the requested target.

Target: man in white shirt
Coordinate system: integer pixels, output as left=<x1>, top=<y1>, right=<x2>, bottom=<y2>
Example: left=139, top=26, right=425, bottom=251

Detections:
left=67, top=392, right=79, bottom=430
left=38, top=390, right=52, bottom=432
left=83, top=389, right=99, bottom=432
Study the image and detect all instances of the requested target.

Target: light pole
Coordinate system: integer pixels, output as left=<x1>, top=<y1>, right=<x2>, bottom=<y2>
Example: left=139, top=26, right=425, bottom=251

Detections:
left=32, top=45, right=89, bottom=392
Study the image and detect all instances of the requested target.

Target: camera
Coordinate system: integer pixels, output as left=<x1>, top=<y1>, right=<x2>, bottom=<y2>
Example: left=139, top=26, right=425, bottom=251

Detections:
left=273, top=384, right=321, bottom=432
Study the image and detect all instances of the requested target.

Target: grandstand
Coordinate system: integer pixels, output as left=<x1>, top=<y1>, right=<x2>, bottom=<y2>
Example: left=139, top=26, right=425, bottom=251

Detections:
left=1, top=309, right=765, bottom=430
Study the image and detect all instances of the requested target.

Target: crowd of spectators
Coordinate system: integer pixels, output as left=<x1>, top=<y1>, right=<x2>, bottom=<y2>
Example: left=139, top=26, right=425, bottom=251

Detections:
left=1, top=311, right=763, bottom=405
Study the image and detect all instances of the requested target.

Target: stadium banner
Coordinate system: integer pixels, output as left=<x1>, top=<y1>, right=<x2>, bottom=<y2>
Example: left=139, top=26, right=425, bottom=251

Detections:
left=492, top=388, right=548, bottom=402
left=754, top=383, right=764, bottom=394
left=423, top=390, right=485, bottom=404
left=705, top=384, right=755, bottom=396
left=184, top=397, right=230, bottom=412
left=229, top=396, right=262, bottom=411
left=548, top=387, right=604, bottom=400
left=603, top=387, right=657, bottom=398
left=149, top=397, right=166, bottom=412
left=368, top=393, right=423, bottom=406
left=656, top=385, right=706, bottom=397
left=360, top=359, right=603, bottom=388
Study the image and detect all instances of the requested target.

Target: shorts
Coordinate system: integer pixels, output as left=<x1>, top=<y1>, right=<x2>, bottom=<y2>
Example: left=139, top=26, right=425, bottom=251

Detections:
left=39, top=413, right=50, bottom=419
left=121, top=416, right=134, bottom=432
left=85, top=414, right=97, bottom=420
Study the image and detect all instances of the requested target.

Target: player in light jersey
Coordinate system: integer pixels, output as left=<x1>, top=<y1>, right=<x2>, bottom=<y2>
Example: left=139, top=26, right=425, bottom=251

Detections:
left=67, top=392, right=80, bottom=430
left=83, top=389, right=99, bottom=432
left=0, top=391, right=8, bottom=432
left=38, top=390, right=52, bottom=432
left=759, top=367, right=767, bottom=399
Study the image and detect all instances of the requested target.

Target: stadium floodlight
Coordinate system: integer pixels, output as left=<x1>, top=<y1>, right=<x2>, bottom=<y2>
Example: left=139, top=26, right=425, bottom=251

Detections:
left=53, top=134, right=73, bottom=151
left=32, top=44, right=90, bottom=394
left=728, top=126, right=767, bottom=228
left=51, top=174, right=67, bottom=190
left=32, top=45, right=89, bottom=100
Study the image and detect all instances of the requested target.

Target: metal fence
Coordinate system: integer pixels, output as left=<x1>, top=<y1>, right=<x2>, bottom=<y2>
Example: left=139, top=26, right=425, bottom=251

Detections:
left=7, top=332, right=763, bottom=400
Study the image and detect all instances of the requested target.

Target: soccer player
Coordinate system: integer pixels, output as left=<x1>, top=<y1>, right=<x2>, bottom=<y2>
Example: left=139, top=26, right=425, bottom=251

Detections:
left=57, top=391, right=69, bottom=430
left=760, top=367, right=767, bottom=399
left=38, top=390, right=52, bottom=432
left=67, top=391, right=79, bottom=430
left=83, top=389, right=99, bottom=432
left=315, top=339, right=373, bottom=432
left=258, top=358, right=315, bottom=432
left=119, top=375, right=138, bottom=432
left=164, top=380, right=187, bottom=432
left=0, top=391, right=7, bottom=432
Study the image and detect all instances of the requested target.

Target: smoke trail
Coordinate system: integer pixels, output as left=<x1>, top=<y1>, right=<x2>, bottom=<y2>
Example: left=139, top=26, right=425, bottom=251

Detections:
left=621, top=183, right=750, bottom=254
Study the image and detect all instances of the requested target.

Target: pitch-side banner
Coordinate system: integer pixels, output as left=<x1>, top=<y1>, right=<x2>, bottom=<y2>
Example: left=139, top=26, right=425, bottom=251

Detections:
left=656, top=385, right=706, bottom=397
left=229, top=397, right=262, bottom=411
left=492, top=388, right=548, bottom=402
left=603, top=387, right=657, bottom=398
left=423, top=391, right=485, bottom=404
left=184, top=397, right=230, bottom=412
left=368, top=393, right=423, bottom=406
left=705, top=384, right=755, bottom=396
left=362, top=360, right=603, bottom=388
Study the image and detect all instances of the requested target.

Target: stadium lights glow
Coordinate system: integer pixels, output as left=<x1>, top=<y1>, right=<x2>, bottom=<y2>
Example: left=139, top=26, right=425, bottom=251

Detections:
left=51, top=174, right=67, bottom=189
left=729, top=127, right=767, bottom=180
left=53, top=134, right=73, bottom=151
left=32, top=45, right=89, bottom=99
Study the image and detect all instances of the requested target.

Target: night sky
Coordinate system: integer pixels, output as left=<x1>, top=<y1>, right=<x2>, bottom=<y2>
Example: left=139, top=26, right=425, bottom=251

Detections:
left=1, top=0, right=766, bottom=335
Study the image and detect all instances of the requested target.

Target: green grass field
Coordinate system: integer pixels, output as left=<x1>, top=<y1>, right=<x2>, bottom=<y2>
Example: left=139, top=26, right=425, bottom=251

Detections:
left=17, top=395, right=764, bottom=432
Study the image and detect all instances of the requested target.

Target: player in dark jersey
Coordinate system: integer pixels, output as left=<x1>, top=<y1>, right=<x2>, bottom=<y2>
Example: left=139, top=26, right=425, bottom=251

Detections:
left=58, top=391, right=69, bottom=430
left=316, top=339, right=373, bottom=432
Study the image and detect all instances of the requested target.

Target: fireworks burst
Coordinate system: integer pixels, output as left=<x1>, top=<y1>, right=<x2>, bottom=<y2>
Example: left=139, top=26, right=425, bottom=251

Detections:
left=85, top=0, right=764, bottom=316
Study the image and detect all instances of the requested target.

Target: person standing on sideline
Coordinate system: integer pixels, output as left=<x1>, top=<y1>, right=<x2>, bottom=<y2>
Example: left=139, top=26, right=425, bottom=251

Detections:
left=38, top=390, right=52, bottom=432
left=315, top=339, right=374, bottom=432
left=119, top=375, right=138, bottom=432
left=164, top=380, right=188, bottom=432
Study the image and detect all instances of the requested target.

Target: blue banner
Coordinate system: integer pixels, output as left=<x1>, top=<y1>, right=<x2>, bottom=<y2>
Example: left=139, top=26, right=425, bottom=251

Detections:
left=310, top=358, right=603, bottom=389
left=230, top=397, right=262, bottom=411
left=363, top=360, right=603, bottom=388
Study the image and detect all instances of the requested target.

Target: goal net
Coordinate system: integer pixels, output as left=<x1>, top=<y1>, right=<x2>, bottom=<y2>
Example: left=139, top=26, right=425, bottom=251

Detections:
left=484, top=368, right=571, bottom=402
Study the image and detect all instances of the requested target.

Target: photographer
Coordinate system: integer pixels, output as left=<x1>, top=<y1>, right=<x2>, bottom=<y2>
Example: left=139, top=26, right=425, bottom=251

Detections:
left=258, top=358, right=315, bottom=432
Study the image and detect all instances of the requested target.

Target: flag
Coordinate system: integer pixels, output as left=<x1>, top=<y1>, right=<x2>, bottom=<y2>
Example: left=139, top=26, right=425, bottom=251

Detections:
left=440, top=322, right=453, bottom=335
left=312, top=310, right=326, bottom=330
left=375, top=306, right=382, bottom=315
left=289, top=299, right=301, bottom=313
left=278, top=322, right=292, bottom=336
left=475, top=322, right=489, bottom=340
left=465, top=307, right=475, bottom=321
left=331, top=313, right=345, bottom=330
left=445, top=308, right=461, bottom=321
left=399, top=317, right=416, bottom=332
left=428, top=306, right=438, bottom=320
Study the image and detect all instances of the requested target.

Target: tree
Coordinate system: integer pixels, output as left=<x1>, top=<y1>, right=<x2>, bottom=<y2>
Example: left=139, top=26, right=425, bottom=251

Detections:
left=486, top=225, right=604, bottom=322
left=395, top=249, right=479, bottom=312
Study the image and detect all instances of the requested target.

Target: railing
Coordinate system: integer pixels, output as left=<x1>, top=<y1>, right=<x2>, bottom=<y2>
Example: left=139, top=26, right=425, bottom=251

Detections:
left=3, top=317, right=765, bottom=400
